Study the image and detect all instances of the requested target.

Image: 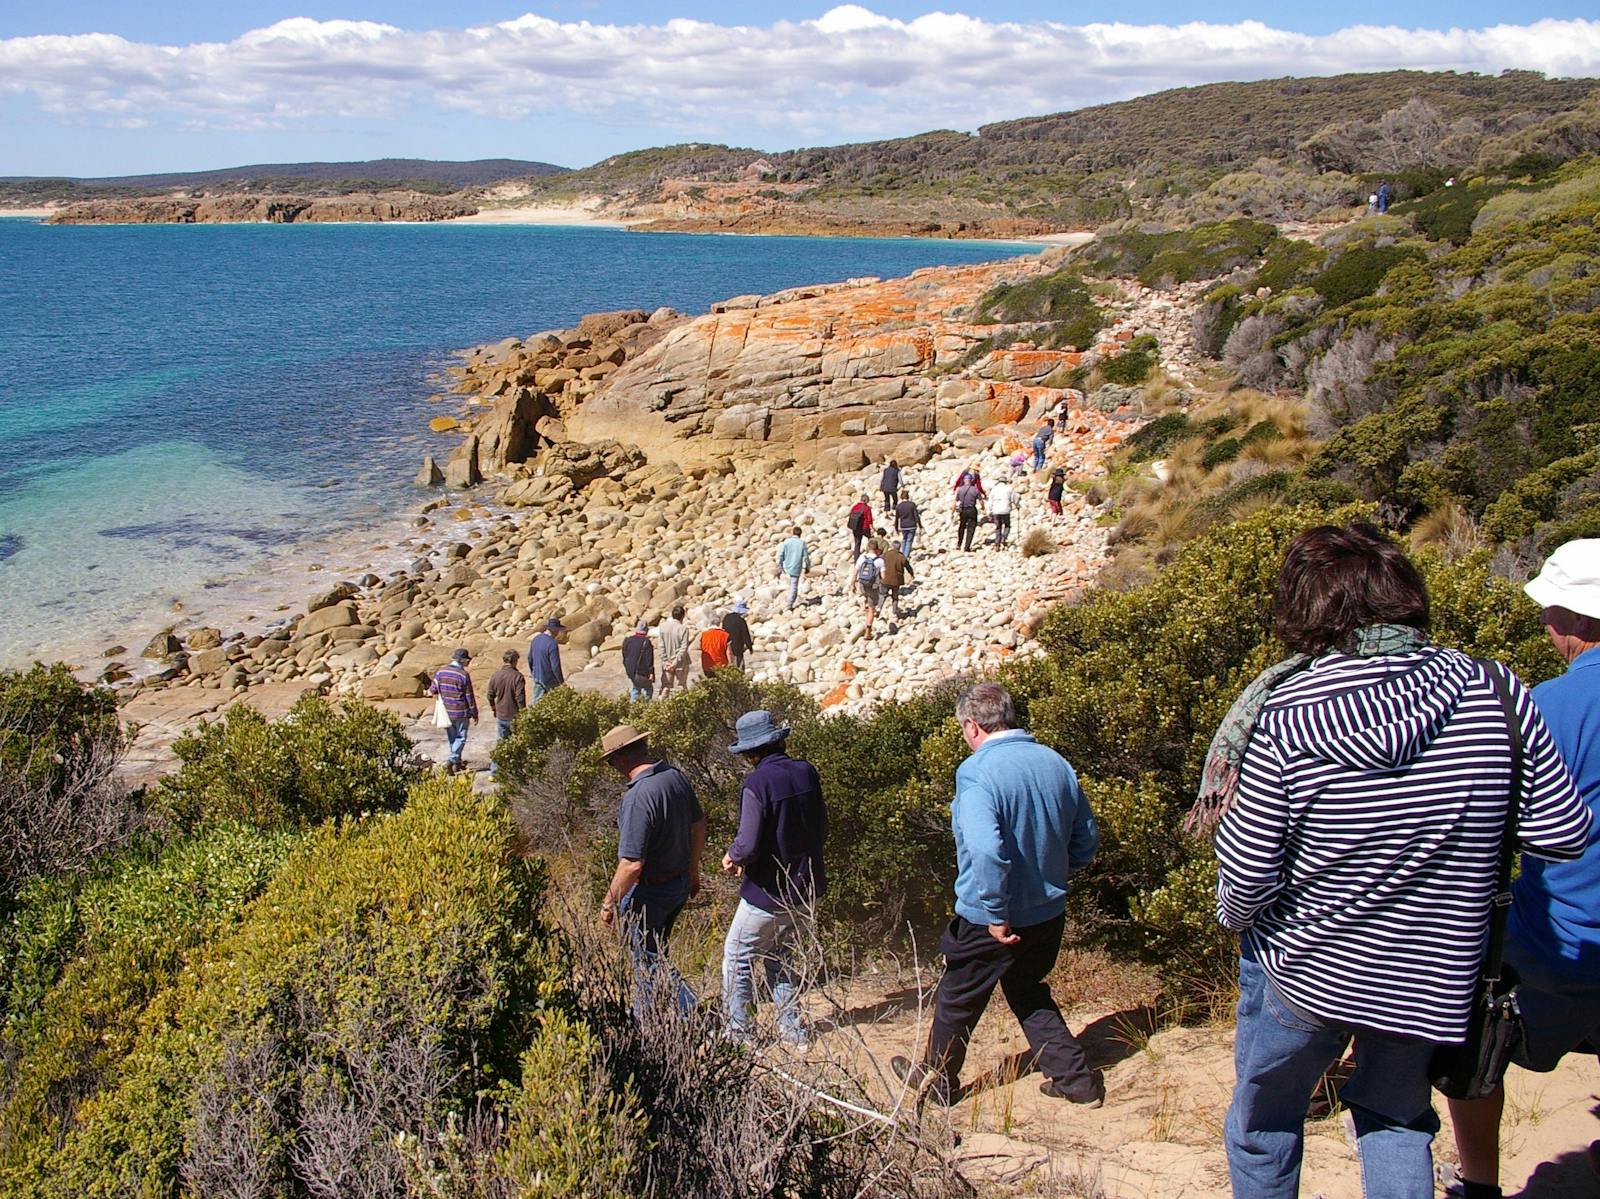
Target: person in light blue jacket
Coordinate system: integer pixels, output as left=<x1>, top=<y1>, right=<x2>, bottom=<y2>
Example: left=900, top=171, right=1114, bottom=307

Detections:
left=893, top=682, right=1103, bottom=1106
left=776, top=527, right=812, bottom=610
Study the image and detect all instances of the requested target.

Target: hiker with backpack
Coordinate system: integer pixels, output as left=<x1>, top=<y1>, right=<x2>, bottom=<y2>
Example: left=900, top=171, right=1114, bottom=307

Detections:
left=855, top=543, right=886, bottom=637
left=846, top=495, right=874, bottom=561
left=1047, top=469, right=1066, bottom=517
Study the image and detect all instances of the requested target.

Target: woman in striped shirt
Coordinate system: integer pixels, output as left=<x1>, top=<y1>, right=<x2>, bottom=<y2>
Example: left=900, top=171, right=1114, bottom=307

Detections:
left=1211, top=523, right=1593, bottom=1199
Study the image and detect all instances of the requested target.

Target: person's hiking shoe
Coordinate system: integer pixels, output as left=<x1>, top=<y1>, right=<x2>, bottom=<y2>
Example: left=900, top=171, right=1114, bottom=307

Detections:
left=1039, top=1073, right=1106, bottom=1108
left=891, top=1054, right=953, bottom=1106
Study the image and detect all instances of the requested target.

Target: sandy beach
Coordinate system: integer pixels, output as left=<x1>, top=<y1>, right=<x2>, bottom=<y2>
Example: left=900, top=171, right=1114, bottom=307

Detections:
left=449, top=203, right=641, bottom=227
left=0, top=207, right=54, bottom=218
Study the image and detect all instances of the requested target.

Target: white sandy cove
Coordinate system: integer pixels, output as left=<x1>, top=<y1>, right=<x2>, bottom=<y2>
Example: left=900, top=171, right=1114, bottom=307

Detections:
left=0, top=207, right=54, bottom=218
left=449, top=204, right=642, bottom=227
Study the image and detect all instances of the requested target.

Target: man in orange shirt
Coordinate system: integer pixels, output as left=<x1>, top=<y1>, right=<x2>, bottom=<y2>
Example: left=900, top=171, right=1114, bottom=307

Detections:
left=700, top=623, right=732, bottom=675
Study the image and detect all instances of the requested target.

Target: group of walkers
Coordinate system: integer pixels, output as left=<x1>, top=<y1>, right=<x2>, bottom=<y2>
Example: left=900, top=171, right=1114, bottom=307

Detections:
left=432, top=510, right=1598, bottom=1195
left=590, top=523, right=1598, bottom=1198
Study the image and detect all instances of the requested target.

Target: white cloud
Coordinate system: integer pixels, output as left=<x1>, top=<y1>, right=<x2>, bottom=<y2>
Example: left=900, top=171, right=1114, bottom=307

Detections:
left=0, top=8, right=1596, bottom=145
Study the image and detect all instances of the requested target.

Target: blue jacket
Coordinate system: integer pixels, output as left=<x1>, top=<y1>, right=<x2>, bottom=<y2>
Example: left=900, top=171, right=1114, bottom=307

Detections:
left=1514, top=645, right=1600, bottom=976
left=952, top=730, right=1097, bottom=928
left=728, top=752, right=828, bottom=912
left=528, top=631, right=564, bottom=687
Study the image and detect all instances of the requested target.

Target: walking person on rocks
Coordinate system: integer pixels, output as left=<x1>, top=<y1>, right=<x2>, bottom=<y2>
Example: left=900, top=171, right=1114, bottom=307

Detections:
left=622, top=620, right=655, bottom=702
left=893, top=682, right=1104, bottom=1107
left=846, top=494, right=874, bottom=561
left=723, top=600, right=754, bottom=671
left=1209, top=523, right=1591, bottom=1199
left=599, top=723, right=706, bottom=1014
left=721, top=710, right=828, bottom=1046
left=1047, top=469, right=1066, bottom=517
left=700, top=620, right=733, bottom=675
left=1032, top=418, right=1056, bottom=473
left=855, top=542, right=886, bottom=638
left=777, top=526, right=812, bottom=610
left=880, top=459, right=901, bottom=511
left=896, top=493, right=923, bottom=558
left=528, top=617, right=566, bottom=700
left=485, top=650, right=525, bottom=773
left=429, top=648, right=478, bottom=776
left=1448, top=539, right=1600, bottom=1199
left=989, top=475, right=1017, bottom=549
left=954, top=475, right=983, bottom=552
left=881, top=541, right=914, bottom=619
left=952, top=461, right=986, bottom=499
left=657, top=604, right=692, bottom=697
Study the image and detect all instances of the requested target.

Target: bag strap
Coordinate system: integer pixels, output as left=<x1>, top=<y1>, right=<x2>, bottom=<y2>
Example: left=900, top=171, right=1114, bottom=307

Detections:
left=1475, top=658, right=1524, bottom=986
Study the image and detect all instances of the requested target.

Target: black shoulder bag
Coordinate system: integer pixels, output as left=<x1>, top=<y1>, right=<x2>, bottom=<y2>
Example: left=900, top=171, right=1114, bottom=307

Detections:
left=1429, top=660, right=1527, bottom=1100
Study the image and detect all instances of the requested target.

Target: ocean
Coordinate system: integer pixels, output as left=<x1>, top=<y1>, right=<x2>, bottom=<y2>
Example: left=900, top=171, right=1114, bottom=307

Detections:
left=0, top=217, right=1029, bottom=668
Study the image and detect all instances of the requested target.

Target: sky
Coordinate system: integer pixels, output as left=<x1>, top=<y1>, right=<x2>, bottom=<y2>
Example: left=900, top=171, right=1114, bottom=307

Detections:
left=2, top=2, right=1598, bottom=177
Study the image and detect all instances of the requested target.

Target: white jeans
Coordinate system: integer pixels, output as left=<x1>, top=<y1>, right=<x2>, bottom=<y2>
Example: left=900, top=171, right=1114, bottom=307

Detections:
left=721, top=897, right=805, bottom=1043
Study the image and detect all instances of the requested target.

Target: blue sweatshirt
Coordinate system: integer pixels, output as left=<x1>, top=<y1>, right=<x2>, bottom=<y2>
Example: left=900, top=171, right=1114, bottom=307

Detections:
left=951, top=730, right=1098, bottom=928
left=1514, top=645, right=1600, bottom=977
left=528, top=631, right=564, bottom=687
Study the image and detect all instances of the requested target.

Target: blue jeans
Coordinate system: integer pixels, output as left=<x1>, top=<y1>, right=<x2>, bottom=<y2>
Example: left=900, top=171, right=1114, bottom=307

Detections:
left=785, top=572, right=802, bottom=609
left=488, top=717, right=513, bottom=774
left=445, top=717, right=469, bottom=765
left=629, top=676, right=654, bottom=702
left=722, top=898, right=805, bottom=1044
left=1032, top=445, right=1046, bottom=471
left=899, top=528, right=915, bottom=557
left=531, top=679, right=550, bottom=701
left=1226, top=955, right=1439, bottom=1199
left=620, top=876, right=695, bottom=1015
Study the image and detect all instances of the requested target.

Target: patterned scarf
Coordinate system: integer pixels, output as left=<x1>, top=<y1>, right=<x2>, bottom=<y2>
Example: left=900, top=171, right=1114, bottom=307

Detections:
left=1185, top=623, right=1431, bottom=836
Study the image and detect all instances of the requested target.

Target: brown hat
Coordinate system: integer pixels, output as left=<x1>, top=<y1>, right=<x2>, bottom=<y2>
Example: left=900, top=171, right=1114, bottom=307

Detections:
left=600, top=723, right=649, bottom=758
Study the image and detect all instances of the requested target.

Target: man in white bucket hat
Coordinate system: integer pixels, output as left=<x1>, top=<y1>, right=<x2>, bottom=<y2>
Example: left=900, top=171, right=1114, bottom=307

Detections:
left=1448, top=540, right=1600, bottom=1199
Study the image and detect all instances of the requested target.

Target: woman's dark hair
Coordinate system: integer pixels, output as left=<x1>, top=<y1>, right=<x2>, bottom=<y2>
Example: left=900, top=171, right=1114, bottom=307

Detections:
left=1272, top=522, right=1430, bottom=654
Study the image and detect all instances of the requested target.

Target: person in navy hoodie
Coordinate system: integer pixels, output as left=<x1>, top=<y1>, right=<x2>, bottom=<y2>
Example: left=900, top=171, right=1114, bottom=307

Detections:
left=893, top=682, right=1103, bottom=1106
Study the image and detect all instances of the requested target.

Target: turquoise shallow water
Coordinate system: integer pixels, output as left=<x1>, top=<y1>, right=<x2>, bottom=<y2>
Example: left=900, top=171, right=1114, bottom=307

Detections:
left=0, top=218, right=1030, bottom=666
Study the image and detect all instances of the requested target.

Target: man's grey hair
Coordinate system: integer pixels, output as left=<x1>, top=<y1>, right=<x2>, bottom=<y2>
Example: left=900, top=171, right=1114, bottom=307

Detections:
left=956, top=682, right=1017, bottom=733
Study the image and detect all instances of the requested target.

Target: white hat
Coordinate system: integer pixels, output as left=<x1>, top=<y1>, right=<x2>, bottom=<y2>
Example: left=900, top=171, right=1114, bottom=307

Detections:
left=1524, top=540, right=1600, bottom=619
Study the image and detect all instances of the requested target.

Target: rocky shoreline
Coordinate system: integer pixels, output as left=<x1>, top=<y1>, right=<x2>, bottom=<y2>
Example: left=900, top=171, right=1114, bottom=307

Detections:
left=46, top=191, right=478, bottom=225
left=104, top=248, right=1201, bottom=775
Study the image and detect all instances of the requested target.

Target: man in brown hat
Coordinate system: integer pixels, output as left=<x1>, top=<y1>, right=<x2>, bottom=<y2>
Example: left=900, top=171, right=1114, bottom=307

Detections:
left=600, top=724, right=706, bottom=1006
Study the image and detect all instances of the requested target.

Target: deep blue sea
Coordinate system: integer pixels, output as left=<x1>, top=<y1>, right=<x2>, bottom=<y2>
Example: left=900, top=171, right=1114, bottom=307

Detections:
left=0, top=217, right=1029, bottom=666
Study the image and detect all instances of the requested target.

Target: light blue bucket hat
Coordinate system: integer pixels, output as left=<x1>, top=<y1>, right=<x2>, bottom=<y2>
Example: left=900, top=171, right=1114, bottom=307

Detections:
left=729, top=709, right=790, bottom=754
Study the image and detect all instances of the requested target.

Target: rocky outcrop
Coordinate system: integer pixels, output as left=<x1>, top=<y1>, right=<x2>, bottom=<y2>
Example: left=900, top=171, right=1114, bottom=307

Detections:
left=559, top=261, right=1095, bottom=467
left=47, top=192, right=477, bottom=225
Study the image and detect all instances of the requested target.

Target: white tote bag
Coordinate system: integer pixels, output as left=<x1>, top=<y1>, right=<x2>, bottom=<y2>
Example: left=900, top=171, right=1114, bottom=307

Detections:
left=432, top=696, right=452, bottom=728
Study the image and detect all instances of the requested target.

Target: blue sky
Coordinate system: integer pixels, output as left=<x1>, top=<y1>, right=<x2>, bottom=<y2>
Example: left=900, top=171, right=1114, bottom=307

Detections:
left=3, top=3, right=1597, bottom=177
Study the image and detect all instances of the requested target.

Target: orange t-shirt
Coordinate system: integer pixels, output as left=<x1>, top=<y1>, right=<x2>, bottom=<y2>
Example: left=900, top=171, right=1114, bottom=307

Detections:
left=699, top=627, right=732, bottom=673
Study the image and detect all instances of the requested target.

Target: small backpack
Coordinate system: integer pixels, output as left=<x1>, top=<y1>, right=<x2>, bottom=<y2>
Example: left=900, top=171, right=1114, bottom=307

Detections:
left=847, top=507, right=866, bottom=534
left=856, top=555, right=881, bottom=586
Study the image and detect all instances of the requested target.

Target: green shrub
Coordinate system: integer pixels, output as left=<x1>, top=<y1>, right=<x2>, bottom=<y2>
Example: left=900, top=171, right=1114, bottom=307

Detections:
left=1100, top=334, right=1158, bottom=385
left=0, top=824, right=297, bottom=1184
left=970, top=267, right=1105, bottom=351
left=1080, top=219, right=1280, bottom=286
left=1252, top=238, right=1327, bottom=293
left=1119, top=412, right=1191, bottom=462
left=1200, top=437, right=1243, bottom=470
left=496, top=1010, right=645, bottom=1198
left=1311, top=243, right=1427, bottom=307
left=0, top=665, right=140, bottom=898
left=158, top=695, right=420, bottom=830
left=40, top=780, right=549, bottom=1197
left=1392, top=180, right=1512, bottom=245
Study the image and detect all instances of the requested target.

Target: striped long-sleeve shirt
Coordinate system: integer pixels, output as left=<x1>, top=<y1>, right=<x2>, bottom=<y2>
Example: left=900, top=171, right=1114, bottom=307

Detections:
left=429, top=663, right=477, bottom=721
left=1216, top=648, right=1592, bottom=1043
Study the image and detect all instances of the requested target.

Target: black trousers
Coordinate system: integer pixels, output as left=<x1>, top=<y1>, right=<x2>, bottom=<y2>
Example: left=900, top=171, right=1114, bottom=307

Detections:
left=957, top=507, right=978, bottom=550
left=992, top=513, right=1012, bottom=547
left=882, top=488, right=898, bottom=510
left=923, top=913, right=1095, bottom=1092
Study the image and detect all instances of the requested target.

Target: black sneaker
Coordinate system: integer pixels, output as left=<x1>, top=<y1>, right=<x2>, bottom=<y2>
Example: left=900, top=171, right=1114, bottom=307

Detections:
left=1039, top=1073, right=1106, bottom=1108
left=891, top=1054, right=953, bottom=1106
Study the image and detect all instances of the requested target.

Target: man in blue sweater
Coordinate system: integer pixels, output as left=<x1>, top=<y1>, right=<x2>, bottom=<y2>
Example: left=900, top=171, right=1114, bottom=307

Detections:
left=894, top=682, right=1103, bottom=1106
left=527, top=616, right=565, bottom=700
left=1449, top=539, right=1600, bottom=1198
left=720, top=709, right=828, bottom=1045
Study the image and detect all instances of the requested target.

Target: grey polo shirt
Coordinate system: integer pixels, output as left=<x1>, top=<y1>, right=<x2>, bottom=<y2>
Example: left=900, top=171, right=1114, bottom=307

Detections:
left=617, top=760, right=704, bottom=879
